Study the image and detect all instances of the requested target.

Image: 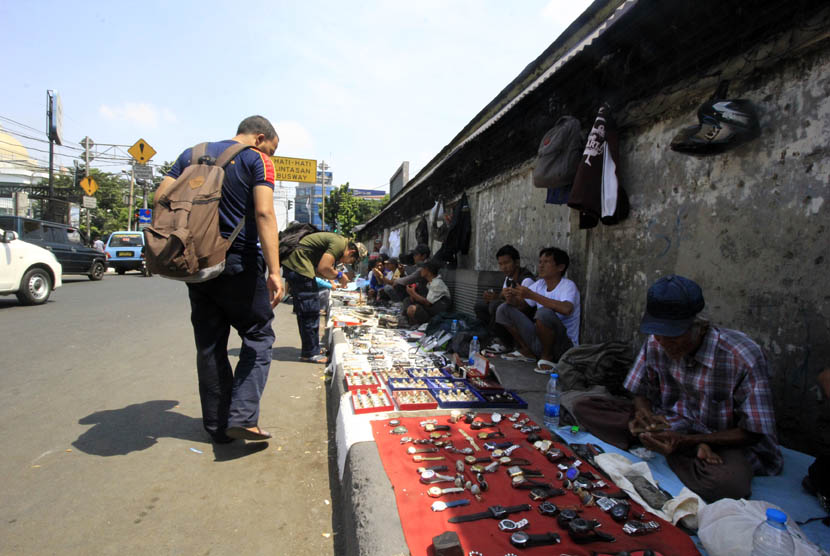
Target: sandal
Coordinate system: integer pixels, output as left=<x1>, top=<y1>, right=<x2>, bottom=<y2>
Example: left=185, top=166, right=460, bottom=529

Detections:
left=225, top=426, right=272, bottom=441
left=300, top=354, right=328, bottom=364
left=533, top=359, right=557, bottom=374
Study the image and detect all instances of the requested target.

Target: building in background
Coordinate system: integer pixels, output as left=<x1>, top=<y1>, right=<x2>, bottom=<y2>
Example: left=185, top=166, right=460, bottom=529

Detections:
left=272, top=182, right=296, bottom=231
left=389, top=162, right=408, bottom=199
left=0, top=126, right=47, bottom=217
left=294, top=171, right=333, bottom=228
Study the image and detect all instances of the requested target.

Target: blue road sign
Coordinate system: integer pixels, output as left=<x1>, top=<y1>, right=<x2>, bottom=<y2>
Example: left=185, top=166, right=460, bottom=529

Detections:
left=138, top=209, right=152, bottom=224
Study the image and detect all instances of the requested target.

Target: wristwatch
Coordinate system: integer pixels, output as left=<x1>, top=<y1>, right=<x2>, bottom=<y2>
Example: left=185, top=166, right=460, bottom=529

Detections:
left=448, top=504, right=531, bottom=523
left=509, top=531, right=561, bottom=548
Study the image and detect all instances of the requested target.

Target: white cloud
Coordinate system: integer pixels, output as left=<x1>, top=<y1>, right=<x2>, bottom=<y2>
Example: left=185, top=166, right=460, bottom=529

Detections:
left=274, top=120, right=314, bottom=157
left=541, top=0, right=592, bottom=28
left=98, top=102, right=177, bottom=129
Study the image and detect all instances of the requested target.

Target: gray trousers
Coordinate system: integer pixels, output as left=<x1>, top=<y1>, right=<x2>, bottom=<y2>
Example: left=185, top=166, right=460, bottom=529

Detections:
left=495, top=303, right=572, bottom=361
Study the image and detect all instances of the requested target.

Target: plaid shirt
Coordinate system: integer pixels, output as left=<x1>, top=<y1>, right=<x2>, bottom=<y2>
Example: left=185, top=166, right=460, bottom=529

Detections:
left=624, top=326, right=783, bottom=475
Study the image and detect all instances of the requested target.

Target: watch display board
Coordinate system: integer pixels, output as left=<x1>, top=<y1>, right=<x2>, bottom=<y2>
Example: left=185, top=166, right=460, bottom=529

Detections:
left=344, top=371, right=382, bottom=392
left=391, top=389, right=438, bottom=411
left=370, top=415, right=700, bottom=556
left=350, top=388, right=394, bottom=414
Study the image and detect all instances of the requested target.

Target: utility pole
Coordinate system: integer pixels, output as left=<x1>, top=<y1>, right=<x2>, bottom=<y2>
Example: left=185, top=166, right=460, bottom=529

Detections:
left=318, top=160, right=328, bottom=230
left=83, top=137, right=92, bottom=239
left=127, top=165, right=135, bottom=231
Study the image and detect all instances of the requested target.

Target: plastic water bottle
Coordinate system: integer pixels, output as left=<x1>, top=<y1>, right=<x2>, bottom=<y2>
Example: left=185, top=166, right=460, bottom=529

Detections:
left=544, top=373, right=561, bottom=431
left=468, top=336, right=479, bottom=366
left=751, top=508, right=794, bottom=556
left=451, top=319, right=458, bottom=336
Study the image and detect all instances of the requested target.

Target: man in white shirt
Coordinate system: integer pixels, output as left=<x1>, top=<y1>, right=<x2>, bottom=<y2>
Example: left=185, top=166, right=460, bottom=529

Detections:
left=496, top=247, right=580, bottom=373
left=405, top=259, right=452, bottom=325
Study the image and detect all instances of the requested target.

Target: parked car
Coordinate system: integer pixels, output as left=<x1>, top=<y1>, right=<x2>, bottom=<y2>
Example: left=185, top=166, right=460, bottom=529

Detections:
left=0, top=216, right=107, bottom=280
left=105, top=231, right=150, bottom=275
left=0, top=227, right=63, bottom=305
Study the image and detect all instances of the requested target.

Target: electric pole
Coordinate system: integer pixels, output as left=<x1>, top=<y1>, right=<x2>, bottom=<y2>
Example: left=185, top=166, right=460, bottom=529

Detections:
left=82, top=137, right=92, bottom=238
left=319, top=160, right=328, bottom=230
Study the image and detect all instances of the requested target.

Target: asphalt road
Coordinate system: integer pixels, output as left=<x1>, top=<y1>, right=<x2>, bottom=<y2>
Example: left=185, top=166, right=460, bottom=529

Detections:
left=0, top=271, right=335, bottom=555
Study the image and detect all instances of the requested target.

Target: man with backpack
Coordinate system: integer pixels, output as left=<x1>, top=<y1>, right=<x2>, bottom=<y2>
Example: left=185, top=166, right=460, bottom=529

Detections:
left=157, top=115, right=282, bottom=443
left=281, top=232, right=366, bottom=363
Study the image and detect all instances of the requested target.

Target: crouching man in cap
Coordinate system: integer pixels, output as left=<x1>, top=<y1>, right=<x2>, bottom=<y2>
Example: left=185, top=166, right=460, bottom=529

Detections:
left=573, top=275, right=782, bottom=503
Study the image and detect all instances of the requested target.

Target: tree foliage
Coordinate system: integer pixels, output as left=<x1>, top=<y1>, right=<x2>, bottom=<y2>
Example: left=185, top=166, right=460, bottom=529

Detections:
left=39, top=165, right=155, bottom=240
left=321, top=183, right=388, bottom=236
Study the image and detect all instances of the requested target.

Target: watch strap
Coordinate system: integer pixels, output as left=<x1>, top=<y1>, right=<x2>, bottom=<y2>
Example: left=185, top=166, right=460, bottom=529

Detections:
left=448, top=504, right=531, bottom=523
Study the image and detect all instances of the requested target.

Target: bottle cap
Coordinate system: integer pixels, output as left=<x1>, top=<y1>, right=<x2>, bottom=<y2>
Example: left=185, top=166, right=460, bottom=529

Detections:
left=550, top=373, right=558, bottom=379
left=765, top=508, right=787, bottom=524
left=472, top=336, right=477, bottom=340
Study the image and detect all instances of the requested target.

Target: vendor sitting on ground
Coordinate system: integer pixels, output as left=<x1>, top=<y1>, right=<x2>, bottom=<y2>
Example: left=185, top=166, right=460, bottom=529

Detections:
left=495, top=247, right=580, bottom=373
left=404, top=259, right=451, bottom=325
left=474, top=244, right=535, bottom=352
left=366, top=258, right=384, bottom=304
left=573, top=275, right=783, bottom=504
left=378, top=244, right=431, bottom=302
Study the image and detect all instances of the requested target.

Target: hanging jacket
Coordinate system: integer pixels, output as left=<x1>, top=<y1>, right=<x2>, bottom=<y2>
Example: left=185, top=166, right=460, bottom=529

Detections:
left=568, top=104, right=630, bottom=228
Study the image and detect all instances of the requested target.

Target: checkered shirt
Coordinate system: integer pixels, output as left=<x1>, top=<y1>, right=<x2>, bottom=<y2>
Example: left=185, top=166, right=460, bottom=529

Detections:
left=624, top=326, right=783, bottom=475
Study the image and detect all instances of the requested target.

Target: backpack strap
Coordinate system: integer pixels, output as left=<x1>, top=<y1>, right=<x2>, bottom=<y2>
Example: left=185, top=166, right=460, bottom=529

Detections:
left=215, top=143, right=253, bottom=168
left=190, top=142, right=208, bottom=166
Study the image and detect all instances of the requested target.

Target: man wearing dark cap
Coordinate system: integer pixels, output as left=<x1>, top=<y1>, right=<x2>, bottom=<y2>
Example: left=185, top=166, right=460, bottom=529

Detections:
left=573, top=275, right=782, bottom=503
left=378, top=244, right=431, bottom=302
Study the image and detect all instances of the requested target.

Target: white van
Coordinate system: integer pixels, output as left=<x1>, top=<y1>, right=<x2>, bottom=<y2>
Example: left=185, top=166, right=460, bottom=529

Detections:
left=0, top=228, right=63, bottom=305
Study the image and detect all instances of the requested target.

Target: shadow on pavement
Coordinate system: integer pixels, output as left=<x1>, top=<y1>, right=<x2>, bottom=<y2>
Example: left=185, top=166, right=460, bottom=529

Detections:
left=73, top=400, right=206, bottom=456
left=212, top=440, right=269, bottom=462
left=269, top=345, right=302, bottom=361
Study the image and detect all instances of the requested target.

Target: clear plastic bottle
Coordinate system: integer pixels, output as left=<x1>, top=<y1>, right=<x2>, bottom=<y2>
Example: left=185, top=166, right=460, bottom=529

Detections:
left=751, top=508, right=794, bottom=556
left=451, top=319, right=458, bottom=336
left=543, top=373, right=561, bottom=431
left=468, top=336, right=479, bottom=366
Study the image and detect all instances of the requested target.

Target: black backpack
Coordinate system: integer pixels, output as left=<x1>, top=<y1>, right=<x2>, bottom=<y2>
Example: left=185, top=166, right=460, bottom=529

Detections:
left=532, top=115, right=584, bottom=189
left=278, top=222, right=319, bottom=260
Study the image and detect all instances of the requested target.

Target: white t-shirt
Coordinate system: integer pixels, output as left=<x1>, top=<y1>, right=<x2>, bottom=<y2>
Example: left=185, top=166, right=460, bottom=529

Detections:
left=426, top=277, right=451, bottom=304
left=526, top=277, right=580, bottom=345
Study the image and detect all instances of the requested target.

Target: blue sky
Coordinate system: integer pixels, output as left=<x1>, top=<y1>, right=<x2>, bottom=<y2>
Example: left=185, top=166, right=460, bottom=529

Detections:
left=1, top=0, right=593, bottom=190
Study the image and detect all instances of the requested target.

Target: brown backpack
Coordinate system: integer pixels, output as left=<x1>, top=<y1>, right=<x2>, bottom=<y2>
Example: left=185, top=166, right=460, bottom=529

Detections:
left=143, top=142, right=250, bottom=282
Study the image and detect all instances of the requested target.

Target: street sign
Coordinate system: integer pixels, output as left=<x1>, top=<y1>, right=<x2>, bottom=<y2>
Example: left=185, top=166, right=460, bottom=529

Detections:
left=138, top=209, right=152, bottom=223
left=79, top=176, right=98, bottom=196
left=82, top=196, right=97, bottom=209
left=271, top=156, right=317, bottom=183
left=79, top=136, right=94, bottom=149
left=134, top=163, right=153, bottom=181
left=128, top=138, right=157, bottom=163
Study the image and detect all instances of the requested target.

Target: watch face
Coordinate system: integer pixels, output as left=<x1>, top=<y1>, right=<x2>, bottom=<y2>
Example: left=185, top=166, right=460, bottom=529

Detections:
left=489, top=505, right=506, bottom=518
left=539, top=502, right=558, bottom=515
left=510, top=531, right=529, bottom=546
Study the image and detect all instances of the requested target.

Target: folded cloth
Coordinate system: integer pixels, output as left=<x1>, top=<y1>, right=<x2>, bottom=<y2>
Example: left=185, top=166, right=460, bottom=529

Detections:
left=595, top=452, right=706, bottom=528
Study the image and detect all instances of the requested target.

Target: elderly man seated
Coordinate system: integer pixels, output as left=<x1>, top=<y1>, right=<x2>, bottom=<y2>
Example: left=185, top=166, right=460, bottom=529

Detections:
left=495, top=247, right=580, bottom=373
left=572, top=275, right=783, bottom=503
left=404, top=259, right=451, bottom=325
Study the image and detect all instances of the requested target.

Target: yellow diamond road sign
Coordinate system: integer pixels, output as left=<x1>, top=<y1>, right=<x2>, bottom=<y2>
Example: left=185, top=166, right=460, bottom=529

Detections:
left=128, top=138, right=156, bottom=163
left=79, top=176, right=98, bottom=196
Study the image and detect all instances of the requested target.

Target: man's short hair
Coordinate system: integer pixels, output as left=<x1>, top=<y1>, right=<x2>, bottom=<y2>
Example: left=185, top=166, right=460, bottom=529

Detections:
left=413, top=244, right=431, bottom=257
left=422, top=259, right=441, bottom=276
left=539, top=247, right=569, bottom=274
left=496, top=244, right=520, bottom=261
left=237, top=115, right=278, bottom=140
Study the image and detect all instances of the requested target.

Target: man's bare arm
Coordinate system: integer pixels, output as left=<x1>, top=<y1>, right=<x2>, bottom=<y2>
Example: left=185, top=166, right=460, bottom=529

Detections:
left=253, top=187, right=283, bottom=307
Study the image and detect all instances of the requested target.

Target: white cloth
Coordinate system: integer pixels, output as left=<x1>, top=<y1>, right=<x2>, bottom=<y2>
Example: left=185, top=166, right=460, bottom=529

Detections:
left=388, top=229, right=401, bottom=258
left=426, top=276, right=450, bottom=304
left=698, top=498, right=825, bottom=556
left=601, top=138, right=619, bottom=218
left=525, top=277, right=581, bottom=345
left=594, top=452, right=706, bottom=527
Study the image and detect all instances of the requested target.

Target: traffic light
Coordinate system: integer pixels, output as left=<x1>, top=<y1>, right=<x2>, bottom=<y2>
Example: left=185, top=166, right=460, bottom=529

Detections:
left=287, top=200, right=293, bottom=209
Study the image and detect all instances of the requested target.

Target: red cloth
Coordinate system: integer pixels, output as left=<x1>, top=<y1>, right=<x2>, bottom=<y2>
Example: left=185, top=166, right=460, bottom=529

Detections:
left=371, top=415, right=700, bottom=555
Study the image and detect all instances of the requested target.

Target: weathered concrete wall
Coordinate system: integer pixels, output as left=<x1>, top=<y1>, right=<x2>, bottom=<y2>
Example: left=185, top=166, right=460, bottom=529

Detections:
left=457, top=47, right=830, bottom=454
